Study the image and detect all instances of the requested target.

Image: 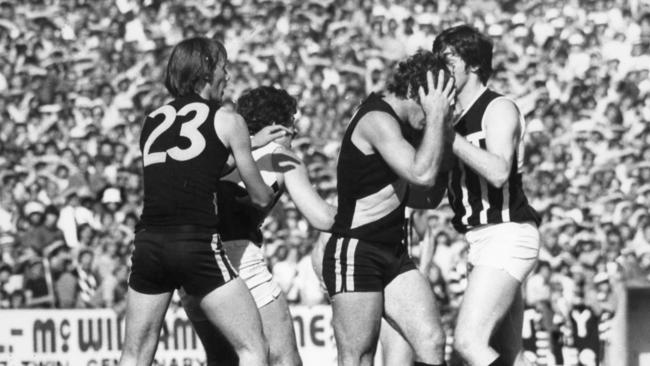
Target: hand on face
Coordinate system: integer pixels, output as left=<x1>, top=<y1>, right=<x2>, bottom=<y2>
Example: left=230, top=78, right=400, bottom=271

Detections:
left=252, top=124, right=294, bottom=148
left=417, top=69, right=455, bottom=121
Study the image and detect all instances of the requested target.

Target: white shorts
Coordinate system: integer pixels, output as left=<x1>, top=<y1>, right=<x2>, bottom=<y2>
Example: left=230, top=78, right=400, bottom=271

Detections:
left=224, top=240, right=282, bottom=308
left=465, top=221, right=540, bottom=282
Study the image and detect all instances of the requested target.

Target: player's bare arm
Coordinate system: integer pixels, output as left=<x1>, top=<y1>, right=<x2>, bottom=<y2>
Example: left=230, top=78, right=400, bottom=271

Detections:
left=271, top=145, right=336, bottom=231
left=215, top=108, right=274, bottom=207
left=364, top=70, right=453, bottom=187
left=451, top=98, right=520, bottom=188
left=221, top=125, right=292, bottom=176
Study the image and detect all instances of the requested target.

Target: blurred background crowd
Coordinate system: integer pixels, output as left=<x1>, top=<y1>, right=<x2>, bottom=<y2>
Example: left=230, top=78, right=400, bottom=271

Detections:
left=1, top=0, right=650, bottom=363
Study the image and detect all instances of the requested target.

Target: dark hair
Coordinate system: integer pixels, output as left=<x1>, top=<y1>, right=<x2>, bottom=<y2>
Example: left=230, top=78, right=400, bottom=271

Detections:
left=432, top=25, right=493, bottom=84
left=164, top=37, right=227, bottom=97
left=386, top=50, right=451, bottom=100
left=236, top=86, right=297, bottom=134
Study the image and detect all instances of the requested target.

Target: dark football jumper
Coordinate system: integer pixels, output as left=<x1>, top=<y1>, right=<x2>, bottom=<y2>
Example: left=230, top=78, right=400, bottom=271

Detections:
left=324, top=93, right=416, bottom=296
left=130, top=94, right=237, bottom=298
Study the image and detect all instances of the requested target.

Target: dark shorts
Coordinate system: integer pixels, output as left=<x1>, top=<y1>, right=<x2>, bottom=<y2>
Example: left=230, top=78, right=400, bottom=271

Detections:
left=322, top=235, right=416, bottom=297
left=128, top=226, right=237, bottom=299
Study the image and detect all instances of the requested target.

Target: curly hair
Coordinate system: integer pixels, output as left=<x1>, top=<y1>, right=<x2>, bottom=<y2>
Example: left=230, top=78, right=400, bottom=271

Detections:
left=432, top=25, right=493, bottom=85
left=386, top=50, right=452, bottom=100
left=236, top=86, right=298, bottom=134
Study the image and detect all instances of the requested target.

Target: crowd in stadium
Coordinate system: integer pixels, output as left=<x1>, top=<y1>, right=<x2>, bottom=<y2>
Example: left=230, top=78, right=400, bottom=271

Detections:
left=1, top=0, right=650, bottom=362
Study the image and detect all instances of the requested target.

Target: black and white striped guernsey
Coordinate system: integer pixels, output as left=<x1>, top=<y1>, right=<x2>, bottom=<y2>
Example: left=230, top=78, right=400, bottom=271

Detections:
left=331, top=93, right=409, bottom=245
left=447, top=88, right=540, bottom=233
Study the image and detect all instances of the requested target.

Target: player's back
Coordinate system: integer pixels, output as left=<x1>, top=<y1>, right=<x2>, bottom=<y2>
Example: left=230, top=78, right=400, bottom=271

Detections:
left=332, top=93, right=409, bottom=245
left=138, top=94, right=229, bottom=230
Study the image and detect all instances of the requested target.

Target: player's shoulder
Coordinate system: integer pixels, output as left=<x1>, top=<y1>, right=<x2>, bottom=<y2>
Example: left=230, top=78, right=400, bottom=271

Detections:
left=485, top=89, right=519, bottom=113
left=214, top=107, right=246, bottom=129
left=484, top=93, right=520, bottom=121
left=358, top=110, right=400, bottom=133
left=147, top=95, right=216, bottom=117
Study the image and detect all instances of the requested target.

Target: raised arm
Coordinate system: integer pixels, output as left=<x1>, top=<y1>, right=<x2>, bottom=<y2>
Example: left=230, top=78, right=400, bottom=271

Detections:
left=215, top=109, right=273, bottom=207
left=364, top=70, right=453, bottom=187
left=451, top=98, right=520, bottom=188
left=272, top=146, right=336, bottom=231
left=220, top=125, right=291, bottom=177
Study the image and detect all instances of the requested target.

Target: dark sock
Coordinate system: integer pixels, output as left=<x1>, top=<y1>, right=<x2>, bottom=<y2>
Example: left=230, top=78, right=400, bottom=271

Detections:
left=413, top=362, right=446, bottom=366
left=488, top=355, right=507, bottom=366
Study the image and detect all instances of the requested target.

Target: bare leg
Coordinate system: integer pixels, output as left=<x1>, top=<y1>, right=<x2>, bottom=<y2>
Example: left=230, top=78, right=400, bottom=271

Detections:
left=490, top=290, right=532, bottom=366
left=453, top=265, right=520, bottom=366
left=259, top=292, right=302, bottom=366
left=181, top=288, right=237, bottom=366
left=199, top=278, right=268, bottom=366
left=379, top=318, right=414, bottom=366
left=331, top=292, right=383, bottom=366
left=118, top=289, right=172, bottom=366
left=383, top=269, right=446, bottom=364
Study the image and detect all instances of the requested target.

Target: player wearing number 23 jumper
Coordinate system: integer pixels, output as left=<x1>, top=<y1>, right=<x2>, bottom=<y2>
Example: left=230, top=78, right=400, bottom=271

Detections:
left=119, top=37, right=272, bottom=366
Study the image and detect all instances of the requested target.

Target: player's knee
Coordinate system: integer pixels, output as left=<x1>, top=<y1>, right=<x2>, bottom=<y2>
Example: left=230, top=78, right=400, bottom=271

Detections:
left=413, top=324, right=446, bottom=354
left=236, top=345, right=269, bottom=366
left=234, top=336, right=269, bottom=363
left=453, top=332, right=480, bottom=358
left=269, top=349, right=302, bottom=366
left=339, top=347, right=374, bottom=365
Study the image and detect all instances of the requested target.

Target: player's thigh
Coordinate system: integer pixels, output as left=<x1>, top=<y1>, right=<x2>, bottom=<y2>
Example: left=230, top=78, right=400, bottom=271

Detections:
left=259, top=292, right=301, bottom=361
left=454, top=265, right=521, bottom=344
left=383, top=269, right=444, bottom=347
left=179, top=288, right=238, bottom=366
left=199, top=277, right=266, bottom=351
left=189, top=317, right=238, bottom=366
left=379, top=319, right=413, bottom=366
left=331, top=291, right=383, bottom=352
left=122, top=288, right=172, bottom=350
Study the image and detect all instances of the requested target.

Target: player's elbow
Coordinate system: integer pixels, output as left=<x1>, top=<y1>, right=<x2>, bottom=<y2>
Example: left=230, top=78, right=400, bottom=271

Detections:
left=314, top=215, right=335, bottom=232
left=488, top=171, right=509, bottom=189
left=309, top=208, right=336, bottom=231
left=250, top=189, right=274, bottom=207
left=411, top=172, right=437, bottom=187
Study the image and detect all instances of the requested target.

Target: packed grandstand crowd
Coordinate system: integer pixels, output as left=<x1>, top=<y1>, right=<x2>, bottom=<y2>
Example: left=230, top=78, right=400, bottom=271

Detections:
left=1, top=0, right=650, bottom=362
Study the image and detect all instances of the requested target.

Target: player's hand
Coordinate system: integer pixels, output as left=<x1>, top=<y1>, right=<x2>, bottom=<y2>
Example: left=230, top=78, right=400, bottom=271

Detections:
left=417, top=70, right=455, bottom=121
left=251, top=125, right=293, bottom=149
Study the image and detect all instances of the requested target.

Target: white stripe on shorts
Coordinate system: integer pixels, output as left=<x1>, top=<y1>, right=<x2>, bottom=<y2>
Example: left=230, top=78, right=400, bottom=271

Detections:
left=211, top=234, right=233, bottom=282
left=345, top=238, right=358, bottom=291
left=334, top=237, right=343, bottom=293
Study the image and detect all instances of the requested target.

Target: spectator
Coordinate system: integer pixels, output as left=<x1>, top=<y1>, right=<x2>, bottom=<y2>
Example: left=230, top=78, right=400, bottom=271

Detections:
left=0, top=2, right=647, bottom=362
left=23, top=258, right=54, bottom=308
left=54, top=257, right=79, bottom=309
left=76, top=249, right=98, bottom=308
left=9, top=289, right=26, bottom=309
left=0, top=263, right=11, bottom=308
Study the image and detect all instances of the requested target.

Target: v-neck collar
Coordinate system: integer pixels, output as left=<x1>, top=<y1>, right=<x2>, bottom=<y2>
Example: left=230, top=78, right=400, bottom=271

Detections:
left=453, top=86, right=488, bottom=125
